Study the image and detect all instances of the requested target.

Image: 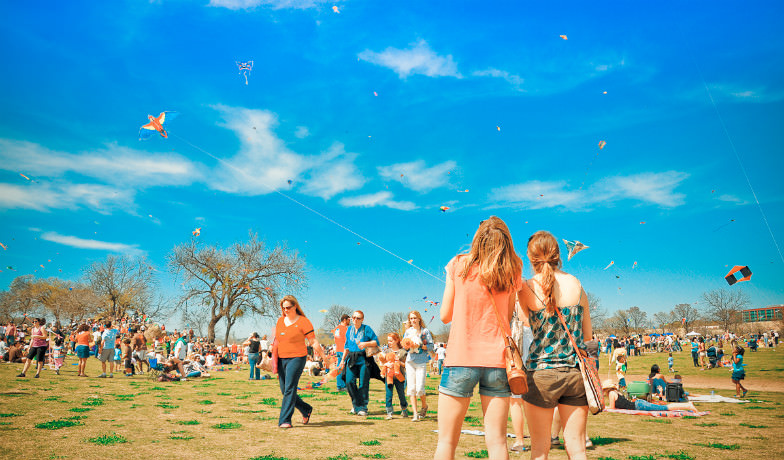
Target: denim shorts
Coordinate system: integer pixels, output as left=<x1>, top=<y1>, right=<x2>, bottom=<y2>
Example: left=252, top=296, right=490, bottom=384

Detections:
left=76, top=345, right=90, bottom=359
left=439, top=366, right=510, bottom=398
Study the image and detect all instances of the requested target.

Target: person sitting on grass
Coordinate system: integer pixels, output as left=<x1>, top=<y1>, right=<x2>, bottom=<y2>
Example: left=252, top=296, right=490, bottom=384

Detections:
left=603, top=380, right=697, bottom=412
left=647, top=364, right=668, bottom=400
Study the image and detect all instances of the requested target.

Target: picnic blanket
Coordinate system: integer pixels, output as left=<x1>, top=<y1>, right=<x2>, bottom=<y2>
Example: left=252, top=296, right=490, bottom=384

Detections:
left=688, top=394, right=746, bottom=403
left=606, top=408, right=710, bottom=417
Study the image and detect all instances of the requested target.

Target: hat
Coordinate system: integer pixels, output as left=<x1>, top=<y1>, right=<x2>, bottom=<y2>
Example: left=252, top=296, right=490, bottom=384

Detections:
left=601, top=379, right=617, bottom=391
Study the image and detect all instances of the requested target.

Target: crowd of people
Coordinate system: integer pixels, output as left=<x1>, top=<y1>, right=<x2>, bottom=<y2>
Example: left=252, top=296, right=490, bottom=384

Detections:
left=0, top=217, right=779, bottom=459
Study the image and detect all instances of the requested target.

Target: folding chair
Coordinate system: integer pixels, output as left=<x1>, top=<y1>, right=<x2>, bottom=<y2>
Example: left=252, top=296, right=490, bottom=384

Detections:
left=147, top=357, right=164, bottom=380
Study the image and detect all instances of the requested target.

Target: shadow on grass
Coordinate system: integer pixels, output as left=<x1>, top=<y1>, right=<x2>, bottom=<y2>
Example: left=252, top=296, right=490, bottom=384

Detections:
left=590, top=436, right=630, bottom=446
left=305, top=420, right=375, bottom=427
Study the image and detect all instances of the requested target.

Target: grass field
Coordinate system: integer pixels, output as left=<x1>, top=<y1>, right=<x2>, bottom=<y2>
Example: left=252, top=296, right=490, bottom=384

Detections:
left=1, top=347, right=782, bottom=460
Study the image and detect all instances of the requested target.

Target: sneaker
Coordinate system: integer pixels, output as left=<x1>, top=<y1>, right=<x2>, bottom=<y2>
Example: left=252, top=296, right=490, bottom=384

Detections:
left=585, top=439, right=594, bottom=448
left=357, top=411, right=368, bottom=416
left=180, top=378, right=187, bottom=381
left=34, top=374, right=40, bottom=378
left=551, top=437, right=560, bottom=446
left=279, top=423, right=292, bottom=429
left=107, top=374, right=113, bottom=378
left=97, top=373, right=107, bottom=378
left=401, top=409, right=409, bottom=418
left=412, top=414, right=420, bottom=422
left=55, top=370, right=60, bottom=375
left=386, top=413, right=393, bottom=420
left=349, top=408, right=356, bottom=415
left=15, top=373, right=25, bottom=378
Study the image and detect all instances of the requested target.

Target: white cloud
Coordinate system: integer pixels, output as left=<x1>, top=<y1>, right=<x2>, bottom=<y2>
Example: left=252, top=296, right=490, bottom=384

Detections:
left=209, top=105, right=365, bottom=199
left=490, top=171, right=689, bottom=211
left=717, top=194, right=745, bottom=205
left=208, top=0, right=328, bottom=10
left=472, top=69, right=525, bottom=91
left=378, top=160, right=457, bottom=193
left=0, top=139, right=201, bottom=187
left=338, top=191, right=417, bottom=211
left=294, top=126, right=310, bottom=138
left=40, top=232, right=142, bottom=254
left=358, top=40, right=461, bottom=79
left=706, top=84, right=784, bottom=103
left=0, top=182, right=134, bottom=213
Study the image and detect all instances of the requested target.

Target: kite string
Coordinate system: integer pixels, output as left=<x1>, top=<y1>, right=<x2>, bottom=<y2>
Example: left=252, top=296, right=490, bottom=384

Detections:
left=677, top=25, right=784, bottom=264
left=170, top=133, right=446, bottom=284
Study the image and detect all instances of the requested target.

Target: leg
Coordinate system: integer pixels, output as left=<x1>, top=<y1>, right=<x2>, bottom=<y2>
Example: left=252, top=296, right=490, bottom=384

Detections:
left=509, top=398, right=527, bottom=449
left=394, top=379, right=408, bottom=412
left=405, top=361, right=419, bottom=418
left=559, top=404, right=588, bottom=460
left=345, top=362, right=360, bottom=411
left=335, top=351, right=346, bottom=390
left=480, top=394, right=511, bottom=460
left=248, top=353, right=258, bottom=379
left=433, top=393, right=471, bottom=460
left=524, top=402, right=555, bottom=460
left=358, top=358, right=370, bottom=412
left=385, top=383, right=394, bottom=415
left=550, top=407, right=561, bottom=441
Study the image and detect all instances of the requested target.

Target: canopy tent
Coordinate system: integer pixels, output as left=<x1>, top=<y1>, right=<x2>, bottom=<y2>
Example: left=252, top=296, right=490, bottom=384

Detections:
left=664, top=332, right=674, bottom=336
left=686, top=331, right=701, bottom=337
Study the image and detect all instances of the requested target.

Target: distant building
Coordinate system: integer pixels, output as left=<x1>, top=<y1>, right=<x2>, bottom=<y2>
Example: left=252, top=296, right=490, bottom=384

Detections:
left=741, top=305, right=784, bottom=323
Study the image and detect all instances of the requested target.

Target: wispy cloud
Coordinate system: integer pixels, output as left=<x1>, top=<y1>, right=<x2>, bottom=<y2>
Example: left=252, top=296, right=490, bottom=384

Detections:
left=378, top=160, right=457, bottom=193
left=0, top=182, right=134, bottom=213
left=40, top=231, right=142, bottom=254
left=706, top=84, right=784, bottom=103
left=208, top=105, right=364, bottom=199
left=294, top=126, right=310, bottom=138
left=472, top=68, right=525, bottom=91
left=358, top=40, right=461, bottom=79
left=490, top=171, right=689, bottom=211
left=338, top=191, right=417, bottom=211
left=208, top=0, right=330, bottom=10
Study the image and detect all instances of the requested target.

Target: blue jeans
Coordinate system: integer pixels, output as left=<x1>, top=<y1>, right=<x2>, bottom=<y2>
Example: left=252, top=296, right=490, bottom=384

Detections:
left=335, top=351, right=346, bottom=389
left=438, top=359, right=444, bottom=375
left=635, top=399, right=668, bottom=411
left=385, top=379, right=408, bottom=414
left=248, top=353, right=260, bottom=380
left=277, top=356, right=311, bottom=425
left=345, top=353, right=370, bottom=412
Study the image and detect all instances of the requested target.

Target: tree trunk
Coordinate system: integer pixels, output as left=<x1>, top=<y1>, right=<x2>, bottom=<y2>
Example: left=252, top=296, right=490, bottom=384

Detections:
left=208, top=316, right=220, bottom=343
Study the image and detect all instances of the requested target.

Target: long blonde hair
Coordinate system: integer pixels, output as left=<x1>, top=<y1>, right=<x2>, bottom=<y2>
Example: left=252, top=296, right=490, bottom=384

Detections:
left=527, top=231, right=562, bottom=315
left=280, top=295, right=306, bottom=317
left=408, top=310, right=426, bottom=329
left=460, top=216, right=522, bottom=292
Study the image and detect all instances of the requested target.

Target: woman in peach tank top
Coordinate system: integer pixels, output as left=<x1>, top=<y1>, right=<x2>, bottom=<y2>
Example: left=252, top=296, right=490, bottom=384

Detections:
left=434, top=216, right=523, bottom=460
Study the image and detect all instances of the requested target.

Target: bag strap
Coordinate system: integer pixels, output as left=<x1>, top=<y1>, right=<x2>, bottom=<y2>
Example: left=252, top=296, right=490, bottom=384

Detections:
left=486, top=287, right=512, bottom=338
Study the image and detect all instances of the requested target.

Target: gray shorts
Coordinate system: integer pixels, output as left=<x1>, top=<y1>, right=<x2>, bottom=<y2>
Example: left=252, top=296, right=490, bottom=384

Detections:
left=133, top=350, right=147, bottom=361
left=522, top=367, right=587, bottom=408
left=98, top=348, right=115, bottom=363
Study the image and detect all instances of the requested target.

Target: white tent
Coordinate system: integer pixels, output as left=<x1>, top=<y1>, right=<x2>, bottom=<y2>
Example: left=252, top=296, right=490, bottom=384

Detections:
left=686, top=331, right=701, bottom=337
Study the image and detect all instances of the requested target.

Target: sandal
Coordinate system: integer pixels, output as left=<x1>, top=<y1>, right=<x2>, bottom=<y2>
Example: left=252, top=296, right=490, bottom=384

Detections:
left=510, top=444, right=529, bottom=452
left=302, top=409, right=312, bottom=425
left=279, top=423, right=292, bottom=429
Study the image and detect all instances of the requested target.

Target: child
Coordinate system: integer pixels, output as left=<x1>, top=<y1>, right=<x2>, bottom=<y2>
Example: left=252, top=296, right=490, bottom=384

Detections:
left=616, top=353, right=627, bottom=392
left=383, top=333, right=409, bottom=420
left=668, top=352, right=674, bottom=373
left=731, top=346, right=748, bottom=398
left=122, top=338, right=134, bottom=377
left=51, top=338, right=64, bottom=375
left=113, top=343, right=122, bottom=374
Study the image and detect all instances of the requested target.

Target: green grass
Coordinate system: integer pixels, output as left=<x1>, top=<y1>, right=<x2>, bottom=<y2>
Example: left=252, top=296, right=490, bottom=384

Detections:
left=662, top=452, right=695, bottom=460
left=360, top=440, right=380, bottom=446
left=155, top=402, right=179, bottom=409
left=695, top=442, right=740, bottom=450
left=176, top=420, right=201, bottom=425
left=81, top=397, right=104, bottom=406
left=628, top=456, right=656, bottom=460
left=86, top=433, right=128, bottom=445
left=68, top=407, right=91, bottom=413
left=464, top=450, right=488, bottom=458
left=361, top=454, right=387, bottom=459
left=739, top=422, right=768, bottom=428
left=695, top=422, right=719, bottom=427
left=249, top=455, right=295, bottom=460
left=326, top=454, right=351, bottom=460
left=0, top=413, right=21, bottom=418
left=211, top=422, right=242, bottom=429
left=198, top=400, right=215, bottom=405
left=35, top=419, right=85, bottom=430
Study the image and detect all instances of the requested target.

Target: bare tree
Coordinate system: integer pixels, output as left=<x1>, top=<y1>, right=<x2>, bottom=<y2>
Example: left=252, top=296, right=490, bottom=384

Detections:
left=0, top=275, right=43, bottom=322
left=626, top=306, right=648, bottom=331
left=85, top=255, right=158, bottom=319
left=379, top=312, right=407, bottom=337
left=169, top=233, right=306, bottom=343
left=672, top=303, right=700, bottom=332
left=321, top=304, right=353, bottom=333
left=606, top=309, right=632, bottom=336
left=652, top=311, right=673, bottom=333
left=702, top=289, right=750, bottom=333
left=587, top=292, right=606, bottom=330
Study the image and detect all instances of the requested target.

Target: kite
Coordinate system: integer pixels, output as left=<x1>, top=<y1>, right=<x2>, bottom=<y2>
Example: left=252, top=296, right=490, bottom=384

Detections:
left=236, top=61, right=253, bottom=85
left=640, top=221, right=646, bottom=224
left=19, top=173, right=31, bottom=181
left=598, top=140, right=607, bottom=149
left=407, top=259, right=413, bottom=264
left=603, top=261, right=614, bottom=270
left=440, top=206, right=450, bottom=212
left=332, top=5, right=340, bottom=13
left=192, top=227, right=201, bottom=236
left=457, top=189, right=469, bottom=193
left=319, top=309, right=327, bottom=313
left=560, top=35, right=568, bottom=40
left=139, top=111, right=177, bottom=140
left=632, top=261, right=637, bottom=270
left=562, top=239, right=589, bottom=261
left=497, top=126, right=501, bottom=131
left=6, top=266, right=14, bottom=270
left=287, top=180, right=293, bottom=185
left=725, top=265, right=752, bottom=286
left=602, top=91, right=608, bottom=94
left=373, top=91, right=378, bottom=96
left=0, top=242, right=6, bottom=250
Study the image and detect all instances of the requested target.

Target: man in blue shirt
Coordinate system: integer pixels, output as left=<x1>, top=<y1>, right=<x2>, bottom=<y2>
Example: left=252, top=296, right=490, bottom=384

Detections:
left=339, top=310, right=379, bottom=416
left=97, top=321, right=119, bottom=378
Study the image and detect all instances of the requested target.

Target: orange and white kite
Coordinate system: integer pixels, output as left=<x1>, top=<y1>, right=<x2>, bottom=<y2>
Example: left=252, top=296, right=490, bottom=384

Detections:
left=192, top=227, right=201, bottom=236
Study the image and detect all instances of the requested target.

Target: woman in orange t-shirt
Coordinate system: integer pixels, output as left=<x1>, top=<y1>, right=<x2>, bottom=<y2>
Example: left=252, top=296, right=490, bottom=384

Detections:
left=74, top=324, right=93, bottom=377
left=435, top=216, right=523, bottom=460
left=274, top=295, right=326, bottom=429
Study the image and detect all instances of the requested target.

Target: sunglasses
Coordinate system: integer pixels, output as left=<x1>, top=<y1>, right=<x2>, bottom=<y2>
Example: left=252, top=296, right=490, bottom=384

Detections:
left=352, top=316, right=363, bottom=320
left=282, top=305, right=293, bottom=310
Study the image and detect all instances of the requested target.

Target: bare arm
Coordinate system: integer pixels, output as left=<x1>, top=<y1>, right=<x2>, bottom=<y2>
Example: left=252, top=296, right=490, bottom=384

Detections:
left=580, top=287, right=592, bottom=340
left=440, top=275, right=455, bottom=324
left=308, top=337, right=327, bottom=362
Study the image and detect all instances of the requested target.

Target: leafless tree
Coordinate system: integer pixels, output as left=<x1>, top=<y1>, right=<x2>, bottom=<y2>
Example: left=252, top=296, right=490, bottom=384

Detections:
left=606, top=309, right=632, bottom=336
left=702, top=289, right=750, bottom=333
left=0, top=275, right=43, bottom=323
left=321, top=304, right=353, bottom=333
left=652, top=311, right=674, bottom=333
left=169, top=232, right=306, bottom=344
left=672, top=303, right=700, bottom=332
left=626, top=306, right=648, bottom=331
left=84, top=255, right=159, bottom=319
left=379, top=312, right=408, bottom=337
left=587, top=292, right=606, bottom=330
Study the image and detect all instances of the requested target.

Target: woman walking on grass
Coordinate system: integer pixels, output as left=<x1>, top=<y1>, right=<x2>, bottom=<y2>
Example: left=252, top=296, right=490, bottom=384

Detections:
left=74, top=324, right=92, bottom=377
left=403, top=310, right=434, bottom=421
left=434, top=216, right=523, bottom=460
left=274, top=295, right=326, bottom=428
left=731, top=345, right=748, bottom=398
left=517, top=231, right=591, bottom=460
left=16, top=317, right=49, bottom=378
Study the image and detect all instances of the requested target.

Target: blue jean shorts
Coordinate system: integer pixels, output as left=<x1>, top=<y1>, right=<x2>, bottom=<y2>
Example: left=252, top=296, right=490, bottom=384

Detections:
left=76, top=345, right=90, bottom=359
left=439, top=366, right=510, bottom=398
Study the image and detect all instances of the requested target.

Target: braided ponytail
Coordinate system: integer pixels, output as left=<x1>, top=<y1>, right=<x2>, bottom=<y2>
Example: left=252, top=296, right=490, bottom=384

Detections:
left=527, top=231, right=562, bottom=315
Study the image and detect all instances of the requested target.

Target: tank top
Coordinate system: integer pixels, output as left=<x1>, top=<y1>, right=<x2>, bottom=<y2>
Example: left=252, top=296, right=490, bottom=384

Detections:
left=31, top=326, right=48, bottom=348
left=526, top=287, right=585, bottom=370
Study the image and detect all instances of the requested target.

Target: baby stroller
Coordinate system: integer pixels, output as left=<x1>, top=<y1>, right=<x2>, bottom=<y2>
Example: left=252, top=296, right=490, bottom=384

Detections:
left=706, top=346, right=718, bottom=368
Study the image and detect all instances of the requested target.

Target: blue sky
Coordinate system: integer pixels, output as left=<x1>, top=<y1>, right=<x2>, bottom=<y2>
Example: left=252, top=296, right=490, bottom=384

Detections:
left=1, top=1, right=782, bottom=334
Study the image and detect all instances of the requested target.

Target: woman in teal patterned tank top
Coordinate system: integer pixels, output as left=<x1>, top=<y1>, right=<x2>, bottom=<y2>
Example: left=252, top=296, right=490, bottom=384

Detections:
left=517, top=231, right=592, bottom=460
